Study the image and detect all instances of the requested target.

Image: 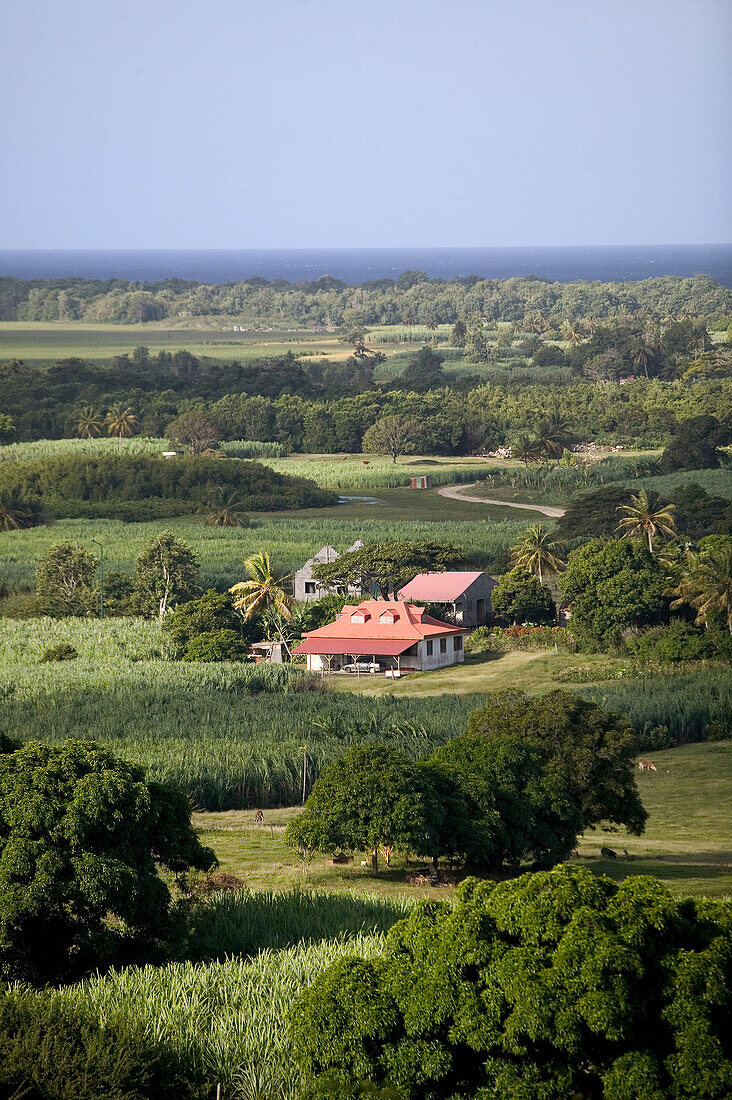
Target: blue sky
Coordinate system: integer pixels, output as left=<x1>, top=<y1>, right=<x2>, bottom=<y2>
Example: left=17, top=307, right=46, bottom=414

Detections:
left=1, top=0, right=730, bottom=248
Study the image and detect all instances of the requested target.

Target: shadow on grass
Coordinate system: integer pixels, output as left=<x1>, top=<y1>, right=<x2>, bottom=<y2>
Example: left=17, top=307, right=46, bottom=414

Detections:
left=587, top=858, right=732, bottom=884
left=187, top=887, right=415, bottom=961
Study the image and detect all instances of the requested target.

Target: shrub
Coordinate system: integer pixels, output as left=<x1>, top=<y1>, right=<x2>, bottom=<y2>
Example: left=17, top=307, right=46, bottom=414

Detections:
left=39, top=642, right=78, bottom=662
left=183, top=629, right=251, bottom=662
left=491, top=565, right=556, bottom=625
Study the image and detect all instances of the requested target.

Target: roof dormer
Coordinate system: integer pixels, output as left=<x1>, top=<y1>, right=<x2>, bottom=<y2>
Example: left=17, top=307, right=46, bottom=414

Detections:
left=350, top=609, right=371, bottom=624
left=379, top=609, right=399, bottom=624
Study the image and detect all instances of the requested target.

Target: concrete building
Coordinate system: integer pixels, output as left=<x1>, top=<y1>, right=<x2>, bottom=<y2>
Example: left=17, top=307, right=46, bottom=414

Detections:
left=397, top=571, right=496, bottom=629
left=293, top=540, right=364, bottom=602
left=294, top=599, right=468, bottom=675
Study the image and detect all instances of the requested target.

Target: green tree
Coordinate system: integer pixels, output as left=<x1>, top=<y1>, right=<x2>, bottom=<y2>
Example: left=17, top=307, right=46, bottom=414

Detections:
left=511, top=434, right=541, bottom=465
left=509, top=522, right=566, bottom=585
left=104, top=403, right=138, bottom=454
left=290, top=865, right=732, bottom=1100
left=562, top=538, right=668, bottom=645
left=285, top=745, right=444, bottom=875
left=615, top=488, right=677, bottom=552
left=0, top=739, right=214, bottom=983
left=165, top=409, right=222, bottom=455
left=313, top=540, right=467, bottom=600
left=0, top=490, right=50, bottom=532
left=668, top=537, right=732, bottom=633
left=162, top=588, right=260, bottom=658
left=230, top=551, right=294, bottom=650
left=399, top=346, right=444, bottom=392
left=491, top=565, right=556, bottom=625
left=132, top=531, right=199, bottom=618
left=35, top=540, right=96, bottom=616
left=556, top=485, right=636, bottom=540
left=659, top=415, right=729, bottom=473
left=73, top=406, right=103, bottom=452
left=362, top=416, right=420, bottom=463
left=450, top=318, right=467, bottom=347
left=0, top=414, right=14, bottom=444
left=203, top=485, right=250, bottom=527
left=465, top=689, right=646, bottom=835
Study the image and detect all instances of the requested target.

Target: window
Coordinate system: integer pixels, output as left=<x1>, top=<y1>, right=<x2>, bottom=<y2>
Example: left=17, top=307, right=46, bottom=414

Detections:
left=454, top=635, right=463, bottom=651
left=304, top=581, right=316, bottom=595
left=426, top=640, right=433, bottom=656
left=440, top=638, right=447, bottom=654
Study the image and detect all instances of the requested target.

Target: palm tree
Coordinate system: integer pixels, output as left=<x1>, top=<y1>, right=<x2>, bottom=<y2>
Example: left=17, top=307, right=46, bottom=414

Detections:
left=512, top=435, right=541, bottom=466
left=535, top=411, right=574, bottom=460
left=105, top=404, right=138, bottom=454
left=0, top=490, right=50, bottom=531
left=229, top=552, right=295, bottom=653
left=659, top=358, right=685, bottom=382
left=667, top=543, right=732, bottom=633
left=615, top=490, right=677, bottom=553
left=560, top=320, right=584, bottom=346
left=509, top=523, right=566, bottom=586
left=74, top=407, right=103, bottom=452
left=630, top=339, right=655, bottom=379
left=204, top=487, right=249, bottom=528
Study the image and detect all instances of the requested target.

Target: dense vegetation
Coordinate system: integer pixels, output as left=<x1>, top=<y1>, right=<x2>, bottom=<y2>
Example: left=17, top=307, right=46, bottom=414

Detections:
left=2, top=271, right=730, bottom=325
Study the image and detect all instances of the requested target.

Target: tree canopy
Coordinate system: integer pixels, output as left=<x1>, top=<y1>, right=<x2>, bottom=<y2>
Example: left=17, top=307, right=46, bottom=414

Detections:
left=491, top=565, right=556, bottom=625
left=313, top=540, right=468, bottom=600
left=0, top=739, right=215, bottom=983
left=290, top=865, right=732, bottom=1100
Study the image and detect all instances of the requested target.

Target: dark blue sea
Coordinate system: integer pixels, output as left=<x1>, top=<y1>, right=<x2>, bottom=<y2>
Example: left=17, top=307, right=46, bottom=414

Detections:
left=0, top=245, right=730, bottom=287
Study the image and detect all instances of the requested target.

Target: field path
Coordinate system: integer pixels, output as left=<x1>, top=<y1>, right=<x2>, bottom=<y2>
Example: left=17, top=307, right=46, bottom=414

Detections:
left=437, top=482, right=566, bottom=518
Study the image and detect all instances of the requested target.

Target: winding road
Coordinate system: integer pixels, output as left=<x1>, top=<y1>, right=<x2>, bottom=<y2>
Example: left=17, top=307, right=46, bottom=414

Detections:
left=437, top=482, right=566, bottom=518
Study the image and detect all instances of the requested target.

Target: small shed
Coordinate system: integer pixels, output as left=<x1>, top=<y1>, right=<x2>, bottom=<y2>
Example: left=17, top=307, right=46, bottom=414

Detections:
left=409, top=475, right=433, bottom=489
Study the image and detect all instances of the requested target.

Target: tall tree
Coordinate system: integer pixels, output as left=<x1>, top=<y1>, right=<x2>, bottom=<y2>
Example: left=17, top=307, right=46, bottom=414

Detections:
left=74, top=406, right=103, bottom=452
left=511, top=435, right=541, bottom=466
left=509, top=523, right=566, bottom=585
left=668, top=538, right=732, bottom=633
left=362, top=416, right=420, bottom=463
left=35, top=541, right=96, bottom=616
left=615, top=489, right=677, bottom=553
left=165, top=409, right=222, bottom=455
left=104, top=404, right=138, bottom=454
left=313, top=540, right=467, bottom=600
left=229, top=551, right=294, bottom=648
left=132, top=532, right=199, bottom=617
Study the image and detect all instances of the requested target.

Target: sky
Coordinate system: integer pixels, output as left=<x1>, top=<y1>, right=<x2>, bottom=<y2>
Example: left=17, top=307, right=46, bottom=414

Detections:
left=1, top=0, right=730, bottom=249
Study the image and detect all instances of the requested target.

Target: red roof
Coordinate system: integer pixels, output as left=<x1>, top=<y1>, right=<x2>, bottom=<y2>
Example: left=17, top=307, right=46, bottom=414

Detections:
left=293, top=599, right=466, bottom=657
left=398, top=571, right=489, bottom=602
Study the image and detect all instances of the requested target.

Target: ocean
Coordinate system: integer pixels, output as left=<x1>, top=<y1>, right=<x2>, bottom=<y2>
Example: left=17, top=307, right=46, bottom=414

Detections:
left=0, top=245, right=730, bottom=287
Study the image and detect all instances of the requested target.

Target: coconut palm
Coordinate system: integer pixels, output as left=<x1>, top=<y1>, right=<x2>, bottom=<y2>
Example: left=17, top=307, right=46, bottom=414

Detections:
left=560, top=320, right=584, bottom=346
left=615, top=490, right=677, bottom=553
left=667, top=543, right=732, bottom=633
left=660, top=358, right=685, bottom=382
left=535, top=411, right=574, bottom=460
left=105, top=404, right=138, bottom=453
left=509, top=523, right=566, bottom=586
left=512, top=435, right=541, bottom=466
left=630, top=339, right=655, bottom=379
left=74, top=407, right=103, bottom=452
left=204, top=487, right=249, bottom=528
left=230, top=552, right=295, bottom=652
left=0, top=490, right=50, bottom=532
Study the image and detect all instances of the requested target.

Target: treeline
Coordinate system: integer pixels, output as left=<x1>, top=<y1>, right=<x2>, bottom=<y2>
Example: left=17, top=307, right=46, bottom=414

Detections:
left=0, top=454, right=336, bottom=520
left=1, top=271, right=730, bottom=326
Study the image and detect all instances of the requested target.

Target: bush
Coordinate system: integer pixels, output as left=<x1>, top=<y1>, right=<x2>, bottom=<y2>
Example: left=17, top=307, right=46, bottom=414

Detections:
left=624, top=620, right=732, bottom=663
left=491, top=566, right=556, bottom=625
left=183, top=629, right=250, bottom=662
left=39, top=642, right=78, bottom=662
left=0, top=990, right=200, bottom=1100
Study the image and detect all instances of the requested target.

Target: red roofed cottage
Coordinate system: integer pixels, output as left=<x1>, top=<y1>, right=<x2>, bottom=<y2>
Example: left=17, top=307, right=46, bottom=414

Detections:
left=397, top=571, right=496, bottom=628
left=294, top=599, right=468, bottom=676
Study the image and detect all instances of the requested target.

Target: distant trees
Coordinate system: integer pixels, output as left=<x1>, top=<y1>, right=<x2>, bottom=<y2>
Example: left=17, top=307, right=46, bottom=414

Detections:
left=290, top=865, right=732, bottom=1100
left=659, top=415, right=730, bottom=472
left=398, top=346, right=444, bottom=392
left=313, top=540, right=467, bottom=600
left=165, top=409, right=222, bottom=455
left=0, top=738, right=215, bottom=984
left=104, top=404, right=138, bottom=453
left=162, top=588, right=261, bottom=659
left=362, top=415, right=420, bottom=463
left=73, top=406, right=103, bottom=451
left=203, top=486, right=249, bottom=527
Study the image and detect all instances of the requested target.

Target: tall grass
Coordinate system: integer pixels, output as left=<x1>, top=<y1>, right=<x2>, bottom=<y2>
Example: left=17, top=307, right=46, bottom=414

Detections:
left=43, top=890, right=410, bottom=1099
left=0, top=436, right=169, bottom=462
left=0, top=514, right=524, bottom=593
left=221, top=440, right=287, bottom=458
left=256, top=455, right=503, bottom=490
left=578, top=670, right=732, bottom=741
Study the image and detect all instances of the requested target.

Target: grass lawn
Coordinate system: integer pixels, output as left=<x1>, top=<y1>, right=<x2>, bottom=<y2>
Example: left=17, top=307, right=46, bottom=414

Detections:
left=195, top=741, right=732, bottom=899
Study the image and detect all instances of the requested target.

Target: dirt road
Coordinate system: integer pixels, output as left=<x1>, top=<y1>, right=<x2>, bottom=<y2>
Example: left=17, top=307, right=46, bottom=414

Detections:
left=436, top=482, right=566, bottom=518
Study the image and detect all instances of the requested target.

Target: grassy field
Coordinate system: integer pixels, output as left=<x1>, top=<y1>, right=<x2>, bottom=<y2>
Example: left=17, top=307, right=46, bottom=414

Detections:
left=193, top=741, right=732, bottom=899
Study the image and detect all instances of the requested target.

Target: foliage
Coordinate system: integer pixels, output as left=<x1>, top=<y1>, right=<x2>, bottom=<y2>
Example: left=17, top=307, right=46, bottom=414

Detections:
left=131, top=531, right=200, bottom=617
left=0, top=739, right=215, bottom=983
left=465, top=688, right=646, bottom=834
left=165, top=409, right=222, bottom=455
left=0, top=990, right=199, bottom=1100
left=562, top=538, right=669, bottom=645
left=668, top=536, right=732, bottom=632
left=361, top=416, right=421, bottom=463
left=290, top=865, right=732, bottom=1100
left=0, top=488, right=51, bottom=531
left=624, top=619, right=732, bottom=663
left=202, top=485, right=250, bottom=527
left=0, top=452, right=336, bottom=519
left=182, top=629, right=251, bottom=662
left=398, top=345, right=444, bottom=392
left=39, top=641, right=79, bottom=662
left=314, top=540, right=468, bottom=600
left=162, top=588, right=260, bottom=658
left=491, top=565, right=556, bottom=625
left=508, top=522, right=566, bottom=584
left=615, top=488, right=678, bottom=551
left=35, top=539, right=96, bottom=616
left=659, top=414, right=730, bottom=472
